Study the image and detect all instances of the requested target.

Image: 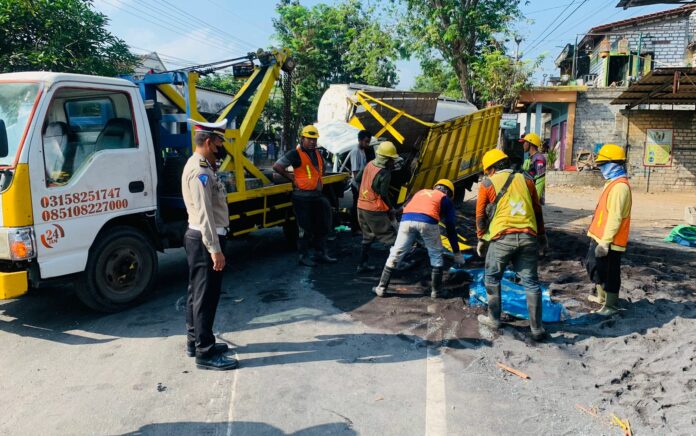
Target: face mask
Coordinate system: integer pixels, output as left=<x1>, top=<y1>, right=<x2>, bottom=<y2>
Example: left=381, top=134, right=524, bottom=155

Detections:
left=599, top=162, right=626, bottom=180
left=214, top=139, right=227, bottom=159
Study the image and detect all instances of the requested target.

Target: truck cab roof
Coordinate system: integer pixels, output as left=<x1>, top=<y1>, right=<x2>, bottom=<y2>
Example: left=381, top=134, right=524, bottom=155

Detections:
left=0, top=71, right=137, bottom=89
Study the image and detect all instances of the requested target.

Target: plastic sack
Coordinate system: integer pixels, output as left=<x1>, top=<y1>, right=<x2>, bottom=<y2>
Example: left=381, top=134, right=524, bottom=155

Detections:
left=462, top=268, right=569, bottom=323
left=664, top=225, right=696, bottom=248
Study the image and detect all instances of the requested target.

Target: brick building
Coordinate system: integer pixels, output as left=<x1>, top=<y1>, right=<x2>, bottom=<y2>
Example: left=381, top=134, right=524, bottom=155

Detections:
left=519, top=5, right=696, bottom=192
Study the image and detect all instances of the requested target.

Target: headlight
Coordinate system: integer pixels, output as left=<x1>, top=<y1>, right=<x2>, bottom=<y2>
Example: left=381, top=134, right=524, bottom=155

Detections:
left=0, top=227, right=36, bottom=260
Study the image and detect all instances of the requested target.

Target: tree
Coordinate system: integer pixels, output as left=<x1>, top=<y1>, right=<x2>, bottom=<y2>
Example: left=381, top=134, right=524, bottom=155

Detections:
left=198, top=73, right=244, bottom=96
left=397, top=0, right=523, bottom=102
left=470, top=49, right=543, bottom=112
left=411, top=58, right=462, bottom=99
left=273, top=0, right=400, bottom=140
left=0, top=0, right=138, bottom=76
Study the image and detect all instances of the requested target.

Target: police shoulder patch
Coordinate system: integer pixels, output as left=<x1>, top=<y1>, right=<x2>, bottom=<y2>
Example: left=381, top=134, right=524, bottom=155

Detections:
left=199, top=159, right=209, bottom=168
left=198, top=174, right=209, bottom=187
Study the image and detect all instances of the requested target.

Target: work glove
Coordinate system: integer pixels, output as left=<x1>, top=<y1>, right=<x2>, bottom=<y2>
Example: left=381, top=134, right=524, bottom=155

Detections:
left=476, top=240, right=487, bottom=258
left=594, top=242, right=610, bottom=258
left=538, top=234, right=549, bottom=255
left=453, top=252, right=466, bottom=266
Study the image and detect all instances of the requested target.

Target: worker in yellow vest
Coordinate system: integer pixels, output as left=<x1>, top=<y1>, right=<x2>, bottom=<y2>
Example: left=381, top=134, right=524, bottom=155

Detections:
left=355, top=141, right=399, bottom=273
left=585, top=144, right=632, bottom=316
left=476, top=149, right=548, bottom=341
left=373, top=179, right=466, bottom=298
left=273, top=125, right=336, bottom=267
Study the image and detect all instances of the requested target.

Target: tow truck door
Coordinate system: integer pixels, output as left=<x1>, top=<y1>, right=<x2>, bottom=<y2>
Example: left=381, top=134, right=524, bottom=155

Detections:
left=28, top=81, right=156, bottom=279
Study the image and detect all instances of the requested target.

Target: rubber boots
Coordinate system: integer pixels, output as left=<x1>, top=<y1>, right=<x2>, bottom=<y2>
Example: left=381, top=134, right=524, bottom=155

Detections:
left=430, top=267, right=446, bottom=298
left=477, top=284, right=502, bottom=329
left=527, top=291, right=547, bottom=342
left=595, top=292, right=619, bottom=316
left=373, top=266, right=394, bottom=297
left=588, top=284, right=606, bottom=304
left=315, top=239, right=337, bottom=263
left=356, top=243, right=376, bottom=273
left=298, top=254, right=317, bottom=267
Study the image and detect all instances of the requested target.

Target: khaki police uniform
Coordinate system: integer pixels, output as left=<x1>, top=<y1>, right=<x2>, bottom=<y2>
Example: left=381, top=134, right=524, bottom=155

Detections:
left=182, top=151, right=228, bottom=357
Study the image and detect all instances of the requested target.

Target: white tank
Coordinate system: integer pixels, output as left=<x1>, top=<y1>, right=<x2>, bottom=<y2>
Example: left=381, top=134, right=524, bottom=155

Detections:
left=317, top=83, right=478, bottom=124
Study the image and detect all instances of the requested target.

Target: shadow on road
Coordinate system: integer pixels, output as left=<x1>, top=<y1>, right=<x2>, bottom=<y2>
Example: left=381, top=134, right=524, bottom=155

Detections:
left=118, top=420, right=355, bottom=436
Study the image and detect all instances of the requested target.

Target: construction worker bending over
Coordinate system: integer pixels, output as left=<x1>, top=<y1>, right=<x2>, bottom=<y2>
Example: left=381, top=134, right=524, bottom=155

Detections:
left=273, top=125, right=337, bottom=267
left=182, top=119, right=238, bottom=370
left=355, top=141, right=399, bottom=273
left=476, top=149, right=548, bottom=341
left=585, top=144, right=632, bottom=316
left=373, top=179, right=466, bottom=298
left=520, top=133, right=547, bottom=205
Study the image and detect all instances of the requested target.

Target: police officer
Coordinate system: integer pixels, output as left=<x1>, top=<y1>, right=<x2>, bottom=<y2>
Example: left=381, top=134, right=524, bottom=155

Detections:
left=182, top=119, right=238, bottom=370
left=273, top=125, right=337, bottom=267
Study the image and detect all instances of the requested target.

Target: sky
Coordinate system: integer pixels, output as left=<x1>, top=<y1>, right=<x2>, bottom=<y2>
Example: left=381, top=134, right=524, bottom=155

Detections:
left=93, top=0, right=675, bottom=90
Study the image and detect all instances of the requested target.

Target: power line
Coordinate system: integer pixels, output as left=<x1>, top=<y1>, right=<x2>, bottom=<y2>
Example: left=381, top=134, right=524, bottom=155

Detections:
left=526, top=3, right=574, bottom=15
left=150, top=0, right=263, bottom=51
left=524, top=0, right=626, bottom=57
left=526, top=0, right=591, bottom=54
left=203, top=0, right=271, bottom=35
left=525, top=1, right=578, bottom=50
left=99, top=0, right=238, bottom=55
left=128, top=45, right=200, bottom=65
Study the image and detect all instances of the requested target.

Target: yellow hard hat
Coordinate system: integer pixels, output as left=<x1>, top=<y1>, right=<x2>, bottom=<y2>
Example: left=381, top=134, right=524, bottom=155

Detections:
left=522, top=132, right=542, bottom=148
left=482, top=148, right=509, bottom=171
left=595, top=143, right=626, bottom=163
left=376, top=141, right=399, bottom=159
left=301, top=125, right=319, bottom=139
left=434, top=179, right=455, bottom=195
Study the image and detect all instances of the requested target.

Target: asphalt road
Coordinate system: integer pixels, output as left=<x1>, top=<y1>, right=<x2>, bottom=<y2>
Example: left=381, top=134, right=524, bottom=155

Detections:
left=0, top=229, right=607, bottom=436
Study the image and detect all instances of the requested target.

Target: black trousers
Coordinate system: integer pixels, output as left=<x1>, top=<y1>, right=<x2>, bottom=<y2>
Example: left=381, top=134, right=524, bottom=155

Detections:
left=184, top=229, right=226, bottom=357
left=350, top=184, right=359, bottom=231
left=292, top=194, right=331, bottom=254
left=585, top=239, right=622, bottom=294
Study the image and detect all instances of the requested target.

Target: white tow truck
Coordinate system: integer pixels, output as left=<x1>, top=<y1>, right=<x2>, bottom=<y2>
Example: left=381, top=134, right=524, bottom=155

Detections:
left=0, top=50, right=345, bottom=311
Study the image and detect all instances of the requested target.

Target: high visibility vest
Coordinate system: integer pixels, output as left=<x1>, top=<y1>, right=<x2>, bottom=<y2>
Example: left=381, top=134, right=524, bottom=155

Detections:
left=588, top=177, right=631, bottom=248
left=294, top=146, right=323, bottom=191
left=483, top=171, right=537, bottom=241
left=403, top=189, right=446, bottom=221
left=357, top=162, right=389, bottom=212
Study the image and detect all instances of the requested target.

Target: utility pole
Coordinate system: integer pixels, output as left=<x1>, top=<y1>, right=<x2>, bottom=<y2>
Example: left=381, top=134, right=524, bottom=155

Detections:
left=514, top=35, right=523, bottom=62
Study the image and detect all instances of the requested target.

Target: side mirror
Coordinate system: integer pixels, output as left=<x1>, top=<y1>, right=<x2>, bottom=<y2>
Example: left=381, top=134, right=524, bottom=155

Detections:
left=0, top=120, right=8, bottom=158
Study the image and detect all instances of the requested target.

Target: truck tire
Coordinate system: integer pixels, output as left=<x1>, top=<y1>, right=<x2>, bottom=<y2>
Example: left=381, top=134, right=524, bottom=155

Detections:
left=75, top=226, right=157, bottom=312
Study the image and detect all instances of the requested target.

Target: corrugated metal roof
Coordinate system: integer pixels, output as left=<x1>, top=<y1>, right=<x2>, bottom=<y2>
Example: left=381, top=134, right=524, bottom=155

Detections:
left=616, top=0, right=694, bottom=9
left=612, top=67, right=696, bottom=107
left=591, top=4, right=695, bottom=33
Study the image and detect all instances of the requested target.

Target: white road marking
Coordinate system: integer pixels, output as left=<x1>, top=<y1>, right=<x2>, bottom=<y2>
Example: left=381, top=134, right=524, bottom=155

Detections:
left=425, top=319, right=448, bottom=436
left=225, top=354, right=240, bottom=436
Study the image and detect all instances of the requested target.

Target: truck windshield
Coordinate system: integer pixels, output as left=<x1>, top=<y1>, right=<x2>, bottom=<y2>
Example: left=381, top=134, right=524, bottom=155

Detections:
left=0, top=82, right=41, bottom=166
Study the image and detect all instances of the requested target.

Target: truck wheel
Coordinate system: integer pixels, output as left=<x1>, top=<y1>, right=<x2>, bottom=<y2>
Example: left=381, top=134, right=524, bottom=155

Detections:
left=282, top=217, right=298, bottom=249
left=75, top=226, right=157, bottom=312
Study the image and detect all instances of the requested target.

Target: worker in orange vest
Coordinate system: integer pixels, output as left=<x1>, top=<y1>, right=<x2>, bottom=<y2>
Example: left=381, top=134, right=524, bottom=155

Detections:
left=373, top=179, right=466, bottom=298
left=476, top=148, right=548, bottom=341
left=355, top=141, right=399, bottom=273
left=273, top=125, right=337, bottom=267
left=585, top=144, right=632, bottom=316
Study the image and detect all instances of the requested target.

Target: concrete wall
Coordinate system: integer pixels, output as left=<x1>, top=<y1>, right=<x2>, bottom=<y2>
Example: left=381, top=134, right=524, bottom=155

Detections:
left=559, top=89, right=696, bottom=192
left=572, top=89, right=625, bottom=157
left=587, top=11, right=693, bottom=84
left=622, top=110, right=696, bottom=191
left=547, top=170, right=605, bottom=188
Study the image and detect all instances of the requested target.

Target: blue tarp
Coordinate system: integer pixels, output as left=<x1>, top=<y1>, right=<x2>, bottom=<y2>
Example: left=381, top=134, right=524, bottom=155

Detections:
left=459, top=268, right=570, bottom=323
